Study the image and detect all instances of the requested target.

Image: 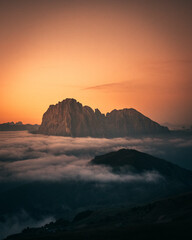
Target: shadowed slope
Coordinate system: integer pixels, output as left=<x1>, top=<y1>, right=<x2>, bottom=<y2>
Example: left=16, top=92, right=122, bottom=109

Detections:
left=90, top=149, right=192, bottom=183
left=5, top=192, right=192, bottom=240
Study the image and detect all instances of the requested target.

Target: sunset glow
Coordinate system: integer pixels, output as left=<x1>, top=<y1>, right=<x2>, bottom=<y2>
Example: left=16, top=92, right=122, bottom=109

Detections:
left=0, top=0, right=191, bottom=125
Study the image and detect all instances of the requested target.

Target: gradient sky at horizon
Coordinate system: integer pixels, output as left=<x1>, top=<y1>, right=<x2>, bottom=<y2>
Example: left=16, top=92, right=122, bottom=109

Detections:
left=0, top=0, right=192, bottom=125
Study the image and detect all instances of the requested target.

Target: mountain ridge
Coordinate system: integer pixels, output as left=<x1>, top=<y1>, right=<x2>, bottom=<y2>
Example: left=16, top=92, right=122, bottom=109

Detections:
left=90, top=148, right=192, bottom=184
left=38, top=98, right=169, bottom=137
left=0, top=122, right=39, bottom=132
left=5, top=191, right=192, bottom=240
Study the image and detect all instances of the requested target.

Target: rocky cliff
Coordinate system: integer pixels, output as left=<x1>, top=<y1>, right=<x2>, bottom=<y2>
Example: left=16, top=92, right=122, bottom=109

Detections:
left=38, top=98, right=169, bottom=137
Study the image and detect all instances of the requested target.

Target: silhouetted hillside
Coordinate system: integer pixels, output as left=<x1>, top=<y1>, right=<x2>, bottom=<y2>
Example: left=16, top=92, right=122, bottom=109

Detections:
left=5, top=192, right=192, bottom=240
left=91, top=149, right=192, bottom=183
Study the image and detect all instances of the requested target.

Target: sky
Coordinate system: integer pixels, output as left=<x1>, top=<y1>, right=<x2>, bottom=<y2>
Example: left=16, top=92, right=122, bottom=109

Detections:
left=0, top=0, right=192, bottom=125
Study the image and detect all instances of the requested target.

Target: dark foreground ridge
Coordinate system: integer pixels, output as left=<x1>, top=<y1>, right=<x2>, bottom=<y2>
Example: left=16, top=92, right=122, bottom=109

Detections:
left=38, top=98, right=169, bottom=137
left=5, top=191, right=192, bottom=240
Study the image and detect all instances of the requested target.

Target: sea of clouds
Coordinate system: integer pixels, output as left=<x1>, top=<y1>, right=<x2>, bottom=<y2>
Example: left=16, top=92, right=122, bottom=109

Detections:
left=0, top=131, right=191, bottom=239
left=0, top=131, right=163, bottom=183
left=0, top=131, right=192, bottom=184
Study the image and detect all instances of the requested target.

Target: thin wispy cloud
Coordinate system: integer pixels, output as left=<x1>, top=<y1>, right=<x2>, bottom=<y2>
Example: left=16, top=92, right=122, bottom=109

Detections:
left=83, top=81, right=129, bottom=91
left=83, top=81, right=148, bottom=92
left=141, top=59, right=192, bottom=66
left=0, top=211, right=54, bottom=240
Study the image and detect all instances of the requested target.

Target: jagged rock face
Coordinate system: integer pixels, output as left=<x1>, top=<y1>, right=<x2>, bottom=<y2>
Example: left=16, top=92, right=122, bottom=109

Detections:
left=105, top=109, right=166, bottom=137
left=38, top=98, right=168, bottom=137
left=38, top=99, right=104, bottom=137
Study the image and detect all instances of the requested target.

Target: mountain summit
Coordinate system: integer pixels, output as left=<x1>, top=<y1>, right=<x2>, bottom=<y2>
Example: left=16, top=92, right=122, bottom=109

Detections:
left=38, top=98, right=168, bottom=137
left=90, top=149, right=192, bottom=183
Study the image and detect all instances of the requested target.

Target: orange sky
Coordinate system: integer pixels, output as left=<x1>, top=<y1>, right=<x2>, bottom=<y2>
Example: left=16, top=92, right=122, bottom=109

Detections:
left=0, top=0, right=192, bottom=125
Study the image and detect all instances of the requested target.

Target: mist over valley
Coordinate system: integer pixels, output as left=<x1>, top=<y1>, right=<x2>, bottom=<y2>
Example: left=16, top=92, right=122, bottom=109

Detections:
left=0, top=130, right=192, bottom=239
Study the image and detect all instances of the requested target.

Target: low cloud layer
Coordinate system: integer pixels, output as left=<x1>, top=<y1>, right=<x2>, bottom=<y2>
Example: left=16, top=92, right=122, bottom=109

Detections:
left=0, top=132, right=164, bottom=183
left=1, top=154, right=162, bottom=183
left=0, top=131, right=191, bottom=184
left=0, top=210, right=54, bottom=240
left=0, top=131, right=191, bottom=239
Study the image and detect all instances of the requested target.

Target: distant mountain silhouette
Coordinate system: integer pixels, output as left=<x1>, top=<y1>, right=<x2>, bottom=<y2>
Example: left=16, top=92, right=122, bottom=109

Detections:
left=0, top=122, right=39, bottom=132
left=38, top=98, right=169, bottom=137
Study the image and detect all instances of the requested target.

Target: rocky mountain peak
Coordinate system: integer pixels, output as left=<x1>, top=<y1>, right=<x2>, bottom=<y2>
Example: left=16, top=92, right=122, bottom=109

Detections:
left=38, top=98, right=169, bottom=137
